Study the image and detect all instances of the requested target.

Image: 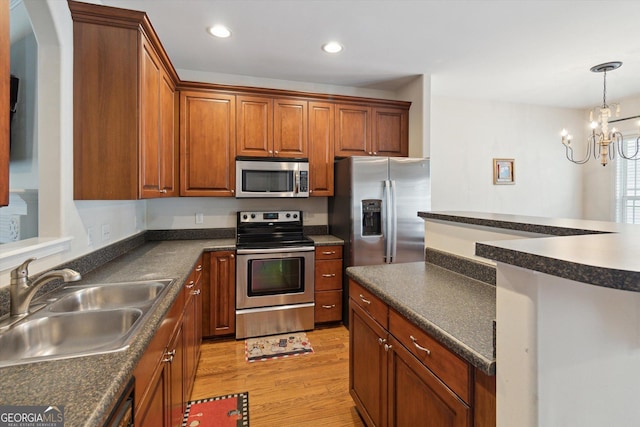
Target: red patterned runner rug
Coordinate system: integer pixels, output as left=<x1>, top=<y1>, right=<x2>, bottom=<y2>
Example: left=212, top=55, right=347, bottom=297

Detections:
left=182, top=392, right=249, bottom=427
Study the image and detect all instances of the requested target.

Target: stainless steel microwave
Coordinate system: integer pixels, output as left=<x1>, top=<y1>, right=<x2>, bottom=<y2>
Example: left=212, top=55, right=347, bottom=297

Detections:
left=236, top=157, right=309, bottom=198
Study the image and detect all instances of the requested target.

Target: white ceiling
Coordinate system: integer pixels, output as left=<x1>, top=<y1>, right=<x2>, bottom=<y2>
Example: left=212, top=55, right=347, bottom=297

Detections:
left=89, top=1, right=640, bottom=110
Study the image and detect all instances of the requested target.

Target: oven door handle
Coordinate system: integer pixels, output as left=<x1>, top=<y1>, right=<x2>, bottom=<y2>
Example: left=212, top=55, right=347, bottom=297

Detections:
left=236, top=246, right=315, bottom=255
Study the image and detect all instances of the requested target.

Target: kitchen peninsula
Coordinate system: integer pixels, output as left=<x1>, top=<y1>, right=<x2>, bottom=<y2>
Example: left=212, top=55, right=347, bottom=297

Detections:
left=421, top=211, right=640, bottom=427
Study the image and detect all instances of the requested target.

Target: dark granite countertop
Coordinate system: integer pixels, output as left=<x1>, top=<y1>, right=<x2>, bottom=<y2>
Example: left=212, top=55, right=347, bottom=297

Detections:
left=346, top=262, right=496, bottom=375
left=420, top=211, right=640, bottom=292
left=0, top=239, right=235, bottom=427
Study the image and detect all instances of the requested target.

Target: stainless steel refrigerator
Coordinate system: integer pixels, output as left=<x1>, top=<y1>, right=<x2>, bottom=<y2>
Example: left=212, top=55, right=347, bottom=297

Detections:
left=329, top=156, right=431, bottom=323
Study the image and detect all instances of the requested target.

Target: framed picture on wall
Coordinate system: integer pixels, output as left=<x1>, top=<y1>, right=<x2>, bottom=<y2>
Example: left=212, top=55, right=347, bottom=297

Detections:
left=493, top=158, right=515, bottom=185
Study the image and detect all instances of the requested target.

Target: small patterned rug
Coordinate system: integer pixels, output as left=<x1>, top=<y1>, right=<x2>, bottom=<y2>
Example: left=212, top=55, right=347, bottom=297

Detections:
left=182, top=392, right=249, bottom=427
left=245, top=332, right=314, bottom=362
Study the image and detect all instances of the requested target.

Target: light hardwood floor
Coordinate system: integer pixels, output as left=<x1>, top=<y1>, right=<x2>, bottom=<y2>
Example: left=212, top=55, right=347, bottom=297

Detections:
left=191, top=325, right=365, bottom=427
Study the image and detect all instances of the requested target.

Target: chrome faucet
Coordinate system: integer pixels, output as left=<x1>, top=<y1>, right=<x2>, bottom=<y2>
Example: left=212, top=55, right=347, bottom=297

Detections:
left=10, top=258, right=81, bottom=317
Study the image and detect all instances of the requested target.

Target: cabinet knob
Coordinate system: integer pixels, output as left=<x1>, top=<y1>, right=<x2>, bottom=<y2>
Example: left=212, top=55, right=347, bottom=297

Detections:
left=368, top=152, right=373, bottom=155
left=230, top=254, right=235, bottom=259
left=274, top=150, right=279, bottom=155
left=191, top=289, right=201, bottom=296
left=231, top=189, right=235, bottom=194
left=196, top=265, right=203, bottom=272
left=378, top=337, right=386, bottom=345
left=373, top=152, right=377, bottom=155
left=384, top=343, right=392, bottom=352
left=269, top=150, right=273, bottom=154
left=186, top=281, right=195, bottom=289
left=410, top=335, right=431, bottom=355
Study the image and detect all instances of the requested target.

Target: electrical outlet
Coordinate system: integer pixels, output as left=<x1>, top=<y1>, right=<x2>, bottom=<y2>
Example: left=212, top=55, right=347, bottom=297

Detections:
left=195, top=213, right=204, bottom=224
left=87, top=226, right=94, bottom=246
left=101, top=223, right=111, bottom=241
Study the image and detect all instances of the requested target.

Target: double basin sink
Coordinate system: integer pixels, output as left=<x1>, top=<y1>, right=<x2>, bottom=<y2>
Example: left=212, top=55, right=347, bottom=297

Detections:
left=0, top=279, right=174, bottom=368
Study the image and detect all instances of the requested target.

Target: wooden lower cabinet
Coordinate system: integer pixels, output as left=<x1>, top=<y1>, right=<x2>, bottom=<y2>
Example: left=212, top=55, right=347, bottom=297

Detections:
left=134, top=257, right=203, bottom=427
left=349, top=279, right=494, bottom=427
left=202, top=251, right=236, bottom=337
left=314, top=246, right=343, bottom=325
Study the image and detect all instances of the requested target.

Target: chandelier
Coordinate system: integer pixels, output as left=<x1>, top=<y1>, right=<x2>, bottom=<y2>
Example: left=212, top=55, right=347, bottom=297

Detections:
left=560, top=61, right=640, bottom=167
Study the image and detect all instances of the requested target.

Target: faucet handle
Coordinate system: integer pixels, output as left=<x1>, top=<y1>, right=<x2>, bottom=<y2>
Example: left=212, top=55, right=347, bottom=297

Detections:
left=11, top=257, right=37, bottom=280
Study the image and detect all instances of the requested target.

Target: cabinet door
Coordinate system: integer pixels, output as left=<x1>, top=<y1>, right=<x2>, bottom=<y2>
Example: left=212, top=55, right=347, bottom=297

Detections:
left=0, top=0, right=8, bottom=206
left=158, top=70, right=178, bottom=196
left=136, top=361, right=169, bottom=427
left=168, top=323, right=185, bottom=427
left=183, top=268, right=202, bottom=402
left=308, top=102, right=334, bottom=196
left=335, top=104, right=371, bottom=157
left=372, top=107, right=408, bottom=157
left=140, top=38, right=166, bottom=198
left=274, top=98, right=307, bottom=158
left=206, top=251, right=236, bottom=337
left=180, top=91, right=236, bottom=196
left=387, top=335, right=471, bottom=427
left=236, top=95, right=273, bottom=157
left=349, top=299, right=388, bottom=427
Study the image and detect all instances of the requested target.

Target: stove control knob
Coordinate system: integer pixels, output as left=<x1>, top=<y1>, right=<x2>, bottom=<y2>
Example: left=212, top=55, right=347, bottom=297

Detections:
left=293, top=213, right=298, bottom=219
left=251, top=213, right=256, bottom=219
left=286, top=213, right=291, bottom=218
left=242, top=214, right=248, bottom=220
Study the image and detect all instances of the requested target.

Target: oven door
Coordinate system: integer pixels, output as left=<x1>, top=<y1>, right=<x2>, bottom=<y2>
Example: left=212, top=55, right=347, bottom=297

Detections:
left=236, top=246, right=315, bottom=309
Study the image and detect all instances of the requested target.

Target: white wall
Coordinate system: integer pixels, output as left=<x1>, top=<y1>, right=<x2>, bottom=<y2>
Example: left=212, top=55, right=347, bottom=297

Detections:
left=429, top=96, right=586, bottom=218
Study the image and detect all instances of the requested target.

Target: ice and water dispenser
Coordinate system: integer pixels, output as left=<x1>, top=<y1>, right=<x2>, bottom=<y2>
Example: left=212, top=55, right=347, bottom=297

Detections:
left=362, top=199, right=382, bottom=236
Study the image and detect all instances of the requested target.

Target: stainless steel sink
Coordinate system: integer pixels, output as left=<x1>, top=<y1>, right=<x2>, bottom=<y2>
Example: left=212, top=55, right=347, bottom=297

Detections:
left=48, top=280, right=170, bottom=312
left=0, top=279, right=174, bottom=367
left=0, top=309, right=142, bottom=366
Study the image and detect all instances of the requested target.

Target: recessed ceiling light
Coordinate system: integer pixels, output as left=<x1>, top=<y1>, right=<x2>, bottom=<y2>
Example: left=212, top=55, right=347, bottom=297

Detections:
left=208, top=25, right=231, bottom=38
left=322, top=41, right=343, bottom=54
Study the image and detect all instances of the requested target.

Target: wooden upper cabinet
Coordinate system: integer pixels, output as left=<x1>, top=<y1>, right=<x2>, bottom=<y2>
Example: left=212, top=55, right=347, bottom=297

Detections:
left=237, top=95, right=308, bottom=158
left=236, top=95, right=273, bottom=157
left=336, top=103, right=409, bottom=158
left=335, top=104, right=371, bottom=157
left=180, top=90, right=236, bottom=197
left=140, top=37, right=178, bottom=198
left=274, top=98, right=308, bottom=158
left=69, top=1, right=179, bottom=200
left=0, top=0, right=9, bottom=206
left=308, top=101, right=334, bottom=196
left=373, top=107, right=408, bottom=157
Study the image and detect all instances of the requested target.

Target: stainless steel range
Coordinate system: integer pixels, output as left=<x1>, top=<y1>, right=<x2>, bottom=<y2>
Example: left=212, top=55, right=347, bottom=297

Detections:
left=235, top=210, right=315, bottom=339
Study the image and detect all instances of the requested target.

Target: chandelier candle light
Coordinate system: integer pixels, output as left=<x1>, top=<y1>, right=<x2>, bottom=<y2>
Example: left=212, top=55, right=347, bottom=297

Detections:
left=561, top=61, right=640, bottom=167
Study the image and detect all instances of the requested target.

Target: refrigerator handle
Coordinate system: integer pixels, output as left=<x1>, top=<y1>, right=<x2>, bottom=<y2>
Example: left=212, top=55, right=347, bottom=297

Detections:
left=384, top=180, right=392, bottom=264
left=391, top=180, right=398, bottom=263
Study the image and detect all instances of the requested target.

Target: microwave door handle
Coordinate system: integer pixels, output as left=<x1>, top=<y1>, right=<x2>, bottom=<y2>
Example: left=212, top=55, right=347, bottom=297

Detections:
left=295, top=170, right=300, bottom=194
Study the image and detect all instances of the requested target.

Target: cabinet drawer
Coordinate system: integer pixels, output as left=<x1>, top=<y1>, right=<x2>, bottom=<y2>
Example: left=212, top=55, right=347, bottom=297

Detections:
left=315, top=259, right=342, bottom=291
left=315, top=245, right=343, bottom=260
left=314, top=290, right=343, bottom=323
left=349, top=279, right=388, bottom=329
left=389, top=309, right=471, bottom=404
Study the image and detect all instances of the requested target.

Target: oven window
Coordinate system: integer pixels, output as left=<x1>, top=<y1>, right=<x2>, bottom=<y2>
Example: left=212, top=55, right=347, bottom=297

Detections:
left=242, top=170, right=293, bottom=193
left=248, top=257, right=304, bottom=296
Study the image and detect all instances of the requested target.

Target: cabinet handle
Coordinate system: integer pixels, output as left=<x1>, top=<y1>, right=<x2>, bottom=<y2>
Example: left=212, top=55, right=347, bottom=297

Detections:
left=368, top=152, right=373, bottom=155
left=384, top=343, right=392, bottom=352
left=321, top=273, right=336, bottom=278
left=359, top=294, right=371, bottom=305
left=159, top=189, right=167, bottom=193
left=373, top=152, right=377, bottom=155
left=322, top=251, right=336, bottom=255
left=186, top=281, right=195, bottom=289
left=410, top=335, right=431, bottom=355
left=191, top=289, right=201, bottom=296
left=378, top=337, right=386, bottom=345
left=196, top=265, right=203, bottom=272
left=231, top=189, right=235, bottom=194
left=269, top=150, right=273, bottom=154
left=321, top=304, right=336, bottom=309
left=162, top=349, right=176, bottom=363
left=274, top=150, right=279, bottom=155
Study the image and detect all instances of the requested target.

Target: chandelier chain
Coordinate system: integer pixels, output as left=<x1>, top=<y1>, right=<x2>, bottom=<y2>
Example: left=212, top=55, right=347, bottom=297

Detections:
left=602, top=70, right=608, bottom=108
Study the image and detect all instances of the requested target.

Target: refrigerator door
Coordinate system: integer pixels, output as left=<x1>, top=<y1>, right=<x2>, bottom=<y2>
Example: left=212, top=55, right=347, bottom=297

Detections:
left=351, top=157, right=389, bottom=266
left=389, top=157, right=431, bottom=263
